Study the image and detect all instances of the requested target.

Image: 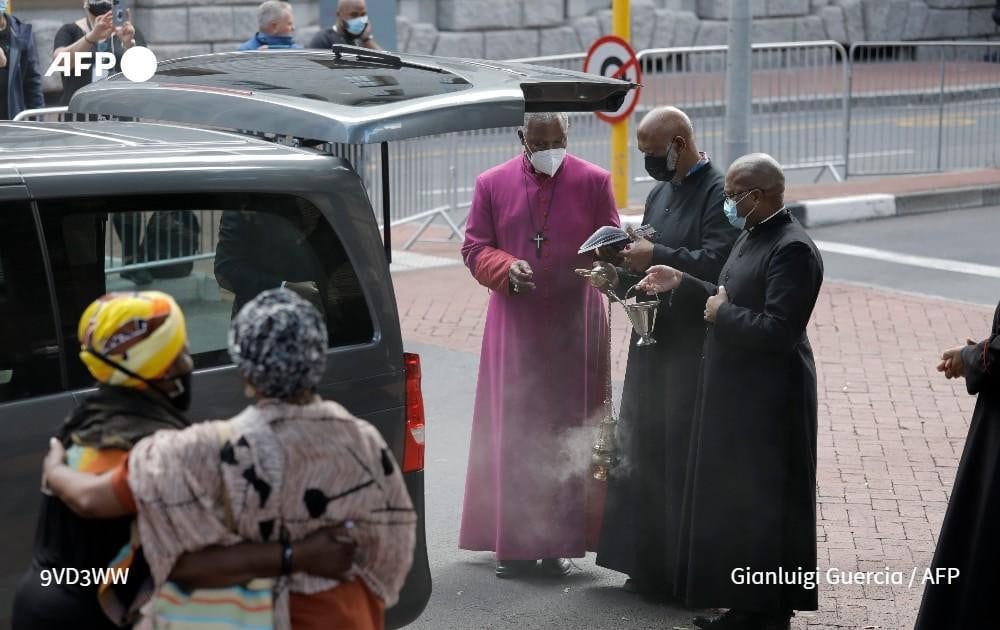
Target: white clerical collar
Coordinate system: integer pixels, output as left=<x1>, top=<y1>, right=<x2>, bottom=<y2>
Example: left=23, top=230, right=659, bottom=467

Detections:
left=748, top=206, right=787, bottom=231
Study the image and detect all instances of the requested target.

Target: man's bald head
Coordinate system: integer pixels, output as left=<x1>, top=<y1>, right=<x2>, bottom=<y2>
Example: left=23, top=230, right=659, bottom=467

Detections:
left=337, top=0, right=367, bottom=19
left=636, top=106, right=694, bottom=155
left=728, top=153, right=785, bottom=197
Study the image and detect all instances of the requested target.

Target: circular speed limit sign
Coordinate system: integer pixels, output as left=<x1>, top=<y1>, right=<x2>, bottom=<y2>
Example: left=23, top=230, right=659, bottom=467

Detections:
left=584, top=35, right=642, bottom=124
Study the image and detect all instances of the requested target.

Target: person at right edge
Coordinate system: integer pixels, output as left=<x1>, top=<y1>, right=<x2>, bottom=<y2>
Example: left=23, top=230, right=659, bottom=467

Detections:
left=638, top=153, right=823, bottom=630
left=589, top=106, right=738, bottom=602
left=914, top=297, right=1000, bottom=629
left=308, top=0, right=380, bottom=51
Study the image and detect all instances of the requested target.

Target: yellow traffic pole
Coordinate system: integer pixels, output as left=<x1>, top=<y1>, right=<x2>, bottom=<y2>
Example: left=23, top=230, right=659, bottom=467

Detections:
left=611, top=0, right=630, bottom=208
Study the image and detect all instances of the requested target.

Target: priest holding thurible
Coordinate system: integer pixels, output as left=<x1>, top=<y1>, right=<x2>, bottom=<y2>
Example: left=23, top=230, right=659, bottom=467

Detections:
left=458, top=112, right=619, bottom=579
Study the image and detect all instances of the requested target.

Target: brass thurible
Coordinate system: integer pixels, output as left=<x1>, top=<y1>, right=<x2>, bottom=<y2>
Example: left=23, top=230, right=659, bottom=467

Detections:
left=591, top=405, right=618, bottom=481
left=576, top=264, right=621, bottom=480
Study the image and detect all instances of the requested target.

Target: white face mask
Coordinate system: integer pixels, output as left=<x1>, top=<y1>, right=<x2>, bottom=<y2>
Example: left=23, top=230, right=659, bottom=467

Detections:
left=528, top=148, right=566, bottom=176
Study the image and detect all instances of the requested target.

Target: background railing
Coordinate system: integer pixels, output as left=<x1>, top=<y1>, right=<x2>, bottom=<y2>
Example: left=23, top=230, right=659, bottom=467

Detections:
left=845, top=41, right=1000, bottom=176
left=12, top=39, right=1000, bottom=254
left=355, top=40, right=852, bottom=241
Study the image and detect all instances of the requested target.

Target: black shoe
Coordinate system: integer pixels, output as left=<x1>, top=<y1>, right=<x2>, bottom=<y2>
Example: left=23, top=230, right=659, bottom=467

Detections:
left=495, top=559, right=535, bottom=579
left=538, top=558, right=573, bottom=577
left=623, top=577, right=641, bottom=593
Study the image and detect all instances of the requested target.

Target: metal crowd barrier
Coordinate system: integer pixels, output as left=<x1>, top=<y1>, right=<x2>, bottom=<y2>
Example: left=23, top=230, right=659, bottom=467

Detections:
left=11, top=39, right=999, bottom=254
left=104, top=209, right=221, bottom=278
left=632, top=41, right=849, bottom=202
left=845, top=41, right=1000, bottom=177
left=12, top=107, right=102, bottom=122
left=360, top=41, right=850, bottom=243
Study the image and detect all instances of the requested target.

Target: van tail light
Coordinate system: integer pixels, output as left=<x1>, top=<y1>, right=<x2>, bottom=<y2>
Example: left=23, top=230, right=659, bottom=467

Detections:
left=402, top=352, right=426, bottom=473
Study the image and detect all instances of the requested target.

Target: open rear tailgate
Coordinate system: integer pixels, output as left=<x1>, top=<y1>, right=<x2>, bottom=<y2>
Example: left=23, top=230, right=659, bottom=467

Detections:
left=68, top=47, right=635, bottom=143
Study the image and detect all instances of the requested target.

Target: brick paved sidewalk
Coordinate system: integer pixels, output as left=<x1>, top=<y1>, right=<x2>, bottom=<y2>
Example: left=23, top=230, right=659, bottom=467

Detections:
left=392, top=261, right=994, bottom=629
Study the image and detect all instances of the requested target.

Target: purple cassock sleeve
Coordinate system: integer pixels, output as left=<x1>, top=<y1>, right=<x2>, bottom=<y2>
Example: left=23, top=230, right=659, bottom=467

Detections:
left=598, top=172, right=622, bottom=229
left=461, top=174, right=517, bottom=295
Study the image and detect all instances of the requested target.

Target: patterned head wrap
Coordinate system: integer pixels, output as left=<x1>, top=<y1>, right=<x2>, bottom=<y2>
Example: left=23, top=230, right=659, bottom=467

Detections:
left=228, top=288, right=328, bottom=400
left=78, top=291, right=188, bottom=389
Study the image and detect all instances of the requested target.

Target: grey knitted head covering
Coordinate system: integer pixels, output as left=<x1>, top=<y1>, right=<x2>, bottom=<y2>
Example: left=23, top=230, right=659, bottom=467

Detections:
left=228, top=288, right=328, bottom=400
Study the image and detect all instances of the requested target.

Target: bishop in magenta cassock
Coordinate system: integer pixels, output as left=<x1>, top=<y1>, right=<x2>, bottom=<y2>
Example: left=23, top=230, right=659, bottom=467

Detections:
left=458, top=113, right=620, bottom=579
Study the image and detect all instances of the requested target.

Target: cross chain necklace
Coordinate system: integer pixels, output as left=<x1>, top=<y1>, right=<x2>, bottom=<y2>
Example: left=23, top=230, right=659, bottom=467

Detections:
left=522, top=169, right=559, bottom=258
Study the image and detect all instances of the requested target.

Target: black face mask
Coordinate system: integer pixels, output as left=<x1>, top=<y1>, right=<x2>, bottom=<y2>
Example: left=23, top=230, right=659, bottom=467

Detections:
left=644, top=154, right=675, bottom=182
left=87, top=1, right=113, bottom=17
left=644, top=142, right=679, bottom=182
left=84, top=347, right=193, bottom=411
left=165, top=371, right=193, bottom=411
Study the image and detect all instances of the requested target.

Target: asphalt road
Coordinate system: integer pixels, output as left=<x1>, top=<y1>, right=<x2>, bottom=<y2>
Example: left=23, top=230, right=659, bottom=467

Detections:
left=807, top=205, right=1000, bottom=307
left=404, top=205, right=999, bottom=629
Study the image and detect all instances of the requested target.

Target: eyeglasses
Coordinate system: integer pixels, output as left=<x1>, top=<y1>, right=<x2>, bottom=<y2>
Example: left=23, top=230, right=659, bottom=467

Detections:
left=723, top=189, right=759, bottom=203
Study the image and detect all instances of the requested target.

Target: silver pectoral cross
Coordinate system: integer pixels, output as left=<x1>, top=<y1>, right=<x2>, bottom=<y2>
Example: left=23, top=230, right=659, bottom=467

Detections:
left=532, top=232, right=547, bottom=257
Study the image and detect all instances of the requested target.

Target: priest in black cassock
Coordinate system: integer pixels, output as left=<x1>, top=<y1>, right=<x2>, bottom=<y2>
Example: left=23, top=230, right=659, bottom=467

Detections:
left=914, top=300, right=1000, bottom=630
left=590, top=106, right=739, bottom=601
left=637, top=154, right=823, bottom=630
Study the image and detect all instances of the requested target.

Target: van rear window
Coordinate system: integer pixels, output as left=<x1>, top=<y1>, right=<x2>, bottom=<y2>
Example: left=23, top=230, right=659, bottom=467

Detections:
left=35, top=193, right=374, bottom=387
left=151, top=53, right=472, bottom=107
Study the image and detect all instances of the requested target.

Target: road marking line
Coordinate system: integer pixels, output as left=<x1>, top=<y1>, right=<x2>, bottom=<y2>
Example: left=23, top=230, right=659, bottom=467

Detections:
left=896, top=114, right=977, bottom=128
left=814, top=241, right=1000, bottom=279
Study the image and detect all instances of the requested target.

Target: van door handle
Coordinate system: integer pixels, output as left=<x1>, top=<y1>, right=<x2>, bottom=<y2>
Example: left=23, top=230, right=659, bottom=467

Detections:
left=31, top=345, right=61, bottom=358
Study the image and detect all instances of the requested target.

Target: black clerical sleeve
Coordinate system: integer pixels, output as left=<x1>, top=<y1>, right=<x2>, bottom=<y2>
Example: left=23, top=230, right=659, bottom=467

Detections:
left=608, top=266, right=642, bottom=300
left=670, top=270, right=718, bottom=309
left=713, top=241, right=822, bottom=352
left=648, top=179, right=735, bottom=282
left=960, top=334, right=999, bottom=395
left=213, top=211, right=284, bottom=299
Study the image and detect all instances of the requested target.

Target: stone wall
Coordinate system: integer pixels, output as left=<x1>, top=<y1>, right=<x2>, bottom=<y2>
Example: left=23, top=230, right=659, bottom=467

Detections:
left=20, top=0, right=1000, bottom=95
left=392, top=0, right=999, bottom=58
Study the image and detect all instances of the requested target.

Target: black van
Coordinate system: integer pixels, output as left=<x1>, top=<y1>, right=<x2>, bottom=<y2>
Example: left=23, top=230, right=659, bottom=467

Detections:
left=0, top=47, right=631, bottom=626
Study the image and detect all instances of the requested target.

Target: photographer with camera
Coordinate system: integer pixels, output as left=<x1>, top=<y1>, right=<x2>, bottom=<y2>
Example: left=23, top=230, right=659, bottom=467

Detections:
left=52, top=0, right=146, bottom=105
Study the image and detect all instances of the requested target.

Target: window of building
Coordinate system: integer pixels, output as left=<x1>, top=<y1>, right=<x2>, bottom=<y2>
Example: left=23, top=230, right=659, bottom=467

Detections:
left=36, top=193, right=374, bottom=391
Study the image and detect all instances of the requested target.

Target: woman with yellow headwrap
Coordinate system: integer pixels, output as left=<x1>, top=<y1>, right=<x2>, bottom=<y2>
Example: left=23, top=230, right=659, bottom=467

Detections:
left=12, top=291, right=193, bottom=629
